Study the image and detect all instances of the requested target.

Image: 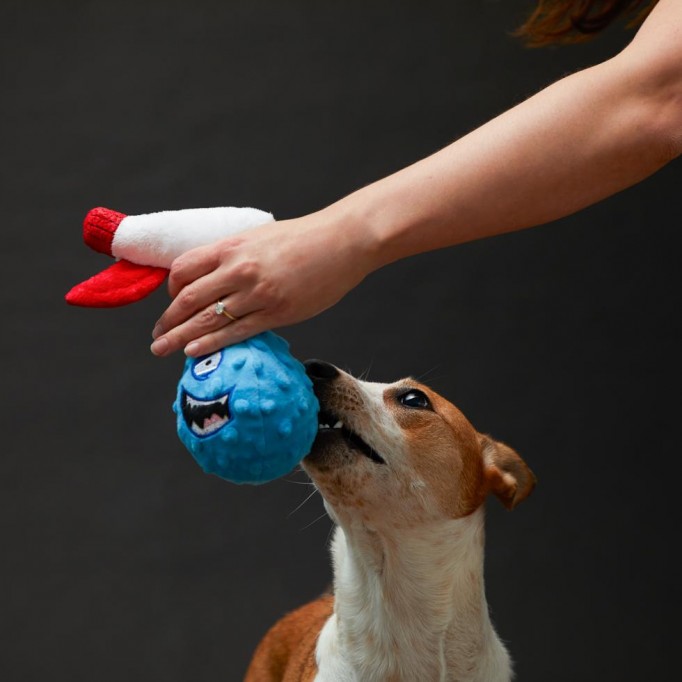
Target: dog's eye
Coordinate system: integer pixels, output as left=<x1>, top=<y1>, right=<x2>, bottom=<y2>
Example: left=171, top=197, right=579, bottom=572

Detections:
left=398, top=389, right=431, bottom=410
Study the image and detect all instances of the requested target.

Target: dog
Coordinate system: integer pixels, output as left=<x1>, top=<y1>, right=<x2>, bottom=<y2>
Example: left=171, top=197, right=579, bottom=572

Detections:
left=244, top=360, right=536, bottom=682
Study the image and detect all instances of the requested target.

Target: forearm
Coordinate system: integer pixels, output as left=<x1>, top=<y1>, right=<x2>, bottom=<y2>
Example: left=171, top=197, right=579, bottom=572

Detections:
left=151, top=1, right=681, bottom=357
left=328, top=48, right=680, bottom=269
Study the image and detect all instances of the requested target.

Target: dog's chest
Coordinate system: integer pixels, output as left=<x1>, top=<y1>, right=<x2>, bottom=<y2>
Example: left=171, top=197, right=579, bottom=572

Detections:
left=314, top=612, right=510, bottom=682
left=313, top=522, right=512, bottom=682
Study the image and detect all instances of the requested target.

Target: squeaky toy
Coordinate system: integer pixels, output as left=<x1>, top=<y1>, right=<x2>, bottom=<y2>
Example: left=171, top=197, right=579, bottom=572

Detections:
left=175, top=332, right=317, bottom=483
left=67, top=206, right=319, bottom=484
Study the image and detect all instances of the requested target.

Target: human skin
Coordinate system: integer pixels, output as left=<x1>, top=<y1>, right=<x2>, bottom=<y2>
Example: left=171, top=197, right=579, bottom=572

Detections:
left=150, top=0, right=681, bottom=358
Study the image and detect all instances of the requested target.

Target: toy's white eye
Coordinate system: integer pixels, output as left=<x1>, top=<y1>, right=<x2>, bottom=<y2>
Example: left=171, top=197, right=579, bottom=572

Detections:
left=192, top=351, right=223, bottom=379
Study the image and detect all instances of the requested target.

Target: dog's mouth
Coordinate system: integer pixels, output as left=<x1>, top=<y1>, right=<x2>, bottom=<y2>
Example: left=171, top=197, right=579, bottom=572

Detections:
left=316, top=408, right=386, bottom=465
left=181, top=389, right=231, bottom=438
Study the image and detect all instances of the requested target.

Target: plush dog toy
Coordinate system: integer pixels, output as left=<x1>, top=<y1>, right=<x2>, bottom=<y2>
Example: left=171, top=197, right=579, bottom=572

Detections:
left=66, top=206, right=319, bottom=484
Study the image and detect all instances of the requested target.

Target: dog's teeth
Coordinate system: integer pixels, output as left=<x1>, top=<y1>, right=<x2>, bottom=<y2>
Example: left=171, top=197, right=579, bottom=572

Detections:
left=333, top=421, right=343, bottom=429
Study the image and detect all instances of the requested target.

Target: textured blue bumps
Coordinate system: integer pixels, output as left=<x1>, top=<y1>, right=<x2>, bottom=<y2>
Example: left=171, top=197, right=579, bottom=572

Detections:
left=174, top=332, right=319, bottom=484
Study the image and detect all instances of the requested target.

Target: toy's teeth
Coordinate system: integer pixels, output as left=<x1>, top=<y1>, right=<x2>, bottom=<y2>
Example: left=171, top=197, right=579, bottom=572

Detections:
left=185, top=394, right=228, bottom=408
left=181, top=390, right=230, bottom=438
left=191, top=413, right=229, bottom=437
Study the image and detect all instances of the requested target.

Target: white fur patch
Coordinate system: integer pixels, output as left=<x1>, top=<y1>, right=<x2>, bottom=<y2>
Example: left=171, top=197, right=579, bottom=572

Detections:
left=111, top=206, right=274, bottom=267
left=314, top=518, right=512, bottom=682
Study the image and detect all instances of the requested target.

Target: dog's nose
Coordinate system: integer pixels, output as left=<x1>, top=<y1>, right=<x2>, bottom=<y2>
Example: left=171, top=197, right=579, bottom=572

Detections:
left=304, top=359, right=339, bottom=382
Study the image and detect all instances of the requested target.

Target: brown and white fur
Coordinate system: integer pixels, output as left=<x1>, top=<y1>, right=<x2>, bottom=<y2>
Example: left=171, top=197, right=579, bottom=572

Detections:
left=245, top=361, right=536, bottom=682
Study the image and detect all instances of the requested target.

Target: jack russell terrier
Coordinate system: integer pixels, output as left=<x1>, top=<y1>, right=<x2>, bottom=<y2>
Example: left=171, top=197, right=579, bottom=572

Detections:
left=245, top=360, right=536, bottom=682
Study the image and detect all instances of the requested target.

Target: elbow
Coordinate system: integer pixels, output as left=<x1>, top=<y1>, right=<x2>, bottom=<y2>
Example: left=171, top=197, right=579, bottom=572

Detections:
left=633, top=86, right=682, bottom=166
left=666, top=137, right=682, bottom=163
left=626, top=84, right=682, bottom=167
left=665, top=118, right=682, bottom=162
left=638, top=71, right=682, bottom=164
left=655, top=87, right=682, bottom=162
left=650, top=109, right=682, bottom=164
left=614, top=50, right=682, bottom=163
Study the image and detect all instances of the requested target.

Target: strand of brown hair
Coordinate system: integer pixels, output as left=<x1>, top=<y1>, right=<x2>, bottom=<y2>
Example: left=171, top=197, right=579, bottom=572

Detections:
left=517, top=0, right=657, bottom=47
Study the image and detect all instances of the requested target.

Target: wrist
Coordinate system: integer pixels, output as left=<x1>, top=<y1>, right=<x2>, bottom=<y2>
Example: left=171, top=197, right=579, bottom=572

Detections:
left=319, top=179, right=426, bottom=274
left=314, top=192, right=389, bottom=278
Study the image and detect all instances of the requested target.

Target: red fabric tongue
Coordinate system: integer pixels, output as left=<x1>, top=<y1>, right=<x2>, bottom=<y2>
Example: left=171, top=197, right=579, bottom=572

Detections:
left=65, top=260, right=168, bottom=307
left=204, top=414, right=224, bottom=428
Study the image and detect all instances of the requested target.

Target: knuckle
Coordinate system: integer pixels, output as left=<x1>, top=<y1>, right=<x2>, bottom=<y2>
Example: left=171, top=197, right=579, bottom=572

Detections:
left=170, top=253, right=187, bottom=272
left=233, top=260, right=259, bottom=282
left=178, top=288, right=198, bottom=311
left=214, top=239, right=242, bottom=265
left=255, top=280, right=281, bottom=308
left=168, top=259, right=190, bottom=295
left=170, top=253, right=194, bottom=279
left=168, top=266, right=184, bottom=289
left=197, top=307, right=218, bottom=329
left=218, top=237, right=239, bottom=255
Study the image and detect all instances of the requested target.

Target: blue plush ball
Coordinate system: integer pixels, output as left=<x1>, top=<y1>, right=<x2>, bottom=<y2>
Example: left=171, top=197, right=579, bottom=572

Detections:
left=174, top=332, right=319, bottom=484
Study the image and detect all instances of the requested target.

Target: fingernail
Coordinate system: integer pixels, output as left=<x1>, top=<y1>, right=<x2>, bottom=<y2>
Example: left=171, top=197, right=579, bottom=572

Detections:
left=150, top=337, right=169, bottom=356
left=151, top=323, right=163, bottom=339
left=185, top=342, right=199, bottom=357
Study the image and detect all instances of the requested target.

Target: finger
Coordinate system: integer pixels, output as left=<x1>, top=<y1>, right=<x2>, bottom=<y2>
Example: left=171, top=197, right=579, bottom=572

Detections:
left=183, top=310, right=274, bottom=357
left=151, top=294, right=257, bottom=357
left=166, top=244, right=220, bottom=299
left=153, top=269, right=239, bottom=340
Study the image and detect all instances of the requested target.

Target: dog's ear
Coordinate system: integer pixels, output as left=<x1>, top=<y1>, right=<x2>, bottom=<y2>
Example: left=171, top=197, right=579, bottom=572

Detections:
left=480, top=435, right=536, bottom=510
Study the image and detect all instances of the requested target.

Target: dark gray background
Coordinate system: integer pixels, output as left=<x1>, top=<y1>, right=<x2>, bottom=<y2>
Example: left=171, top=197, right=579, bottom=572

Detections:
left=2, top=1, right=680, bottom=680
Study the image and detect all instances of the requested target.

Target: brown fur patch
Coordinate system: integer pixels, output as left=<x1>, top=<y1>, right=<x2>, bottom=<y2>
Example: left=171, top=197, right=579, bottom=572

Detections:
left=243, top=595, right=334, bottom=682
left=391, top=383, right=488, bottom=518
left=481, top=436, right=537, bottom=510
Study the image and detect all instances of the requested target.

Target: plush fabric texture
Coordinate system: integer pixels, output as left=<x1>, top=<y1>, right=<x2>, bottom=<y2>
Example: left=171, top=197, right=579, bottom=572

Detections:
left=65, top=260, right=169, bottom=307
left=112, top=206, right=274, bottom=268
left=174, top=332, right=319, bottom=484
left=66, top=205, right=274, bottom=307
left=82, top=207, right=126, bottom=256
left=68, top=205, right=318, bottom=484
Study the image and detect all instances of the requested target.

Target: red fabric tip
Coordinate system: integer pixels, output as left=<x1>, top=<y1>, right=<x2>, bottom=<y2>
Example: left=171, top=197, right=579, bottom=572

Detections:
left=65, top=260, right=168, bottom=307
left=83, top=207, right=126, bottom=256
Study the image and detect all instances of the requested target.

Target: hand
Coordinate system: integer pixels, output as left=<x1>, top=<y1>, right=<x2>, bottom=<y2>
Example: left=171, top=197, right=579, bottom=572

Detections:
left=149, top=209, right=375, bottom=357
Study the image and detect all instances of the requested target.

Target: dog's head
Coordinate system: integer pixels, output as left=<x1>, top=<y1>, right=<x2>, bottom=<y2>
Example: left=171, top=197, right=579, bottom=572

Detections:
left=302, top=360, right=536, bottom=530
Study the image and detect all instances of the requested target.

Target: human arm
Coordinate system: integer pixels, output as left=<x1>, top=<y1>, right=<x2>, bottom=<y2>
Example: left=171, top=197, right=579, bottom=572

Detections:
left=150, top=0, right=681, bottom=358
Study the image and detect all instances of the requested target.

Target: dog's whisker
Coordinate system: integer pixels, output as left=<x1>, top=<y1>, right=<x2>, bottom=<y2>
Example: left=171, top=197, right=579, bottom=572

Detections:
left=299, top=511, right=329, bottom=532
left=359, top=357, right=375, bottom=382
left=414, top=364, right=442, bottom=382
left=287, top=488, right=320, bottom=517
left=282, top=467, right=315, bottom=485
left=323, top=521, right=335, bottom=548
